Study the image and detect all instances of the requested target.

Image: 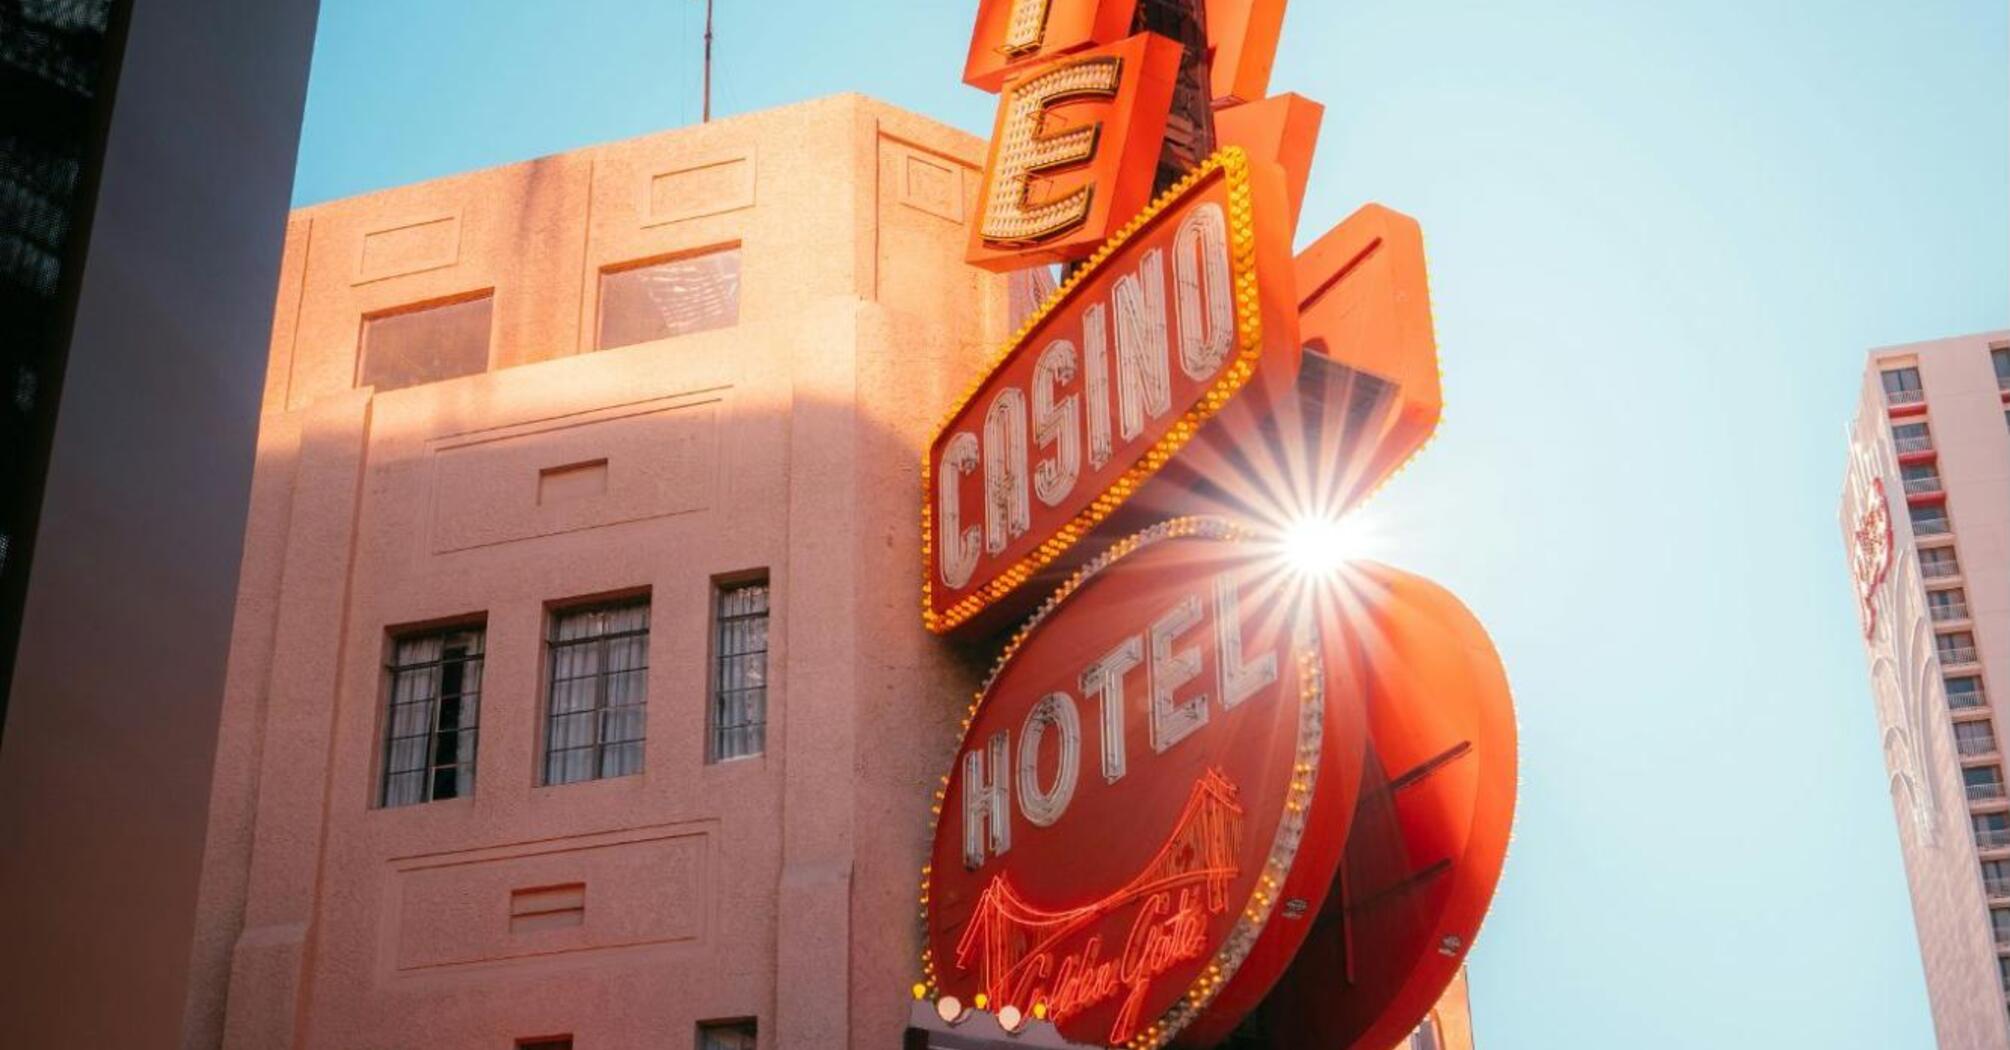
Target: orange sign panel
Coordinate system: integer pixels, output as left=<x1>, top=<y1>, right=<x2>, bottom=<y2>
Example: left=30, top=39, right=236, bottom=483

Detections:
left=1212, top=92, right=1323, bottom=231
left=1203, top=0, right=1289, bottom=105
left=963, top=0, right=1140, bottom=92
left=1293, top=204, right=1440, bottom=504
left=926, top=148, right=1301, bottom=636
left=966, top=32, right=1184, bottom=271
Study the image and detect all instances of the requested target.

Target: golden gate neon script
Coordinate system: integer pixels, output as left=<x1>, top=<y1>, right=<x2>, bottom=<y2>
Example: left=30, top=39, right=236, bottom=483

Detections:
left=958, top=771, right=1243, bottom=1044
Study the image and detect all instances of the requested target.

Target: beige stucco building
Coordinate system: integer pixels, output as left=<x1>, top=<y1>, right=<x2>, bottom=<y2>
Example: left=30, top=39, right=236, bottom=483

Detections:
left=1404, top=968, right=1476, bottom=1050
left=182, top=95, right=1014, bottom=1050
left=1842, top=330, right=2010, bottom=1048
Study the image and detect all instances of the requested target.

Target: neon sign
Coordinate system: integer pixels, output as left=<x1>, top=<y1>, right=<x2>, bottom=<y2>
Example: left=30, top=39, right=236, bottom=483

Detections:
left=1849, top=478, right=1893, bottom=638
left=920, top=1, right=1520, bottom=1046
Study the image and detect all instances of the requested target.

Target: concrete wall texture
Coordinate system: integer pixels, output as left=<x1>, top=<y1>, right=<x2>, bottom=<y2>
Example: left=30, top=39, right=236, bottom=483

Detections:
left=0, top=1, right=320, bottom=1047
left=183, top=95, right=1013, bottom=1050
left=1844, top=330, right=2010, bottom=1049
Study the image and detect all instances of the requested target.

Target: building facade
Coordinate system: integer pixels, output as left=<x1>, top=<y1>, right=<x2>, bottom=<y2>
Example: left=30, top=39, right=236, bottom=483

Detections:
left=1842, top=330, right=2010, bottom=1048
left=1406, top=967, right=1475, bottom=1050
left=183, top=96, right=1014, bottom=1050
left=0, top=0, right=320, bottom=1044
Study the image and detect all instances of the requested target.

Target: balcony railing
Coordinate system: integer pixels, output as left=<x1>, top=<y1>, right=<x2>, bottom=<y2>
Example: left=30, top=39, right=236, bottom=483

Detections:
left=1924, top=561, right=1963, bottom=579
left=1953, top=692, right=1990, bottom=710
left=1932, top=603, right=1973, bottom=622
left=1960, top=739, right=2001, bottom=759
left=1998, top=373, right=2010, bottom=392
left=1915, top=517, right=1953, bottom=536
left=1942, top=647, right=1982, bottom=665
left=1979, top=829, right=2010, bottom=849
left=1894, top=435, right=1935, bottom=453
left=1886, top=387, right=1927, bottom=405
left=1905, top=475, right=1945, bottom=494
left=1972, top=782, right=2008, bottom=802
left=1989, top=881, right=2010, bottom=899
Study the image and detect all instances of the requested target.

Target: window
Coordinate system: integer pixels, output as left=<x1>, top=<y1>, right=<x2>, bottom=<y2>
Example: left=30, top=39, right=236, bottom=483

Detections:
left=598, top=246, right=742, bottom=350
left=710, top=575, right=770, bottom=762
left=1986, top=860, right=2010, bottom=897
left=518, top=1040, right=572, bottom=1050
left=1940, top=631, right=1979, bottom=665
left=380, top=625, right=485, bottom=807
left=1910, top=504, right=1951, bottom=536
left=1994, top=347, right=2009, bottom=390
left=1958, top=722, right=2001, bottom=758
left=359, top=294, right=493, bottom=391
left=1880, top=365, right=1924, bottom=402
left=1409, top=1016, right=1441, bottom=1050
left=1949, top=676, right=1988, bottom=710
left=1994, top=907, right=2010, bottom=945
left=1978, top=812, right=2010, bottom=849
left=1901, top=462, right=1942, bottom=494
left=1968, top=766, right=2006, bottom=803
left=1892, top=421, right=1932, bottom=453
left=1928, top=588, right=1970, bottom=621
left=1921, top=546, right=1962, bottom=579
left=1998, top=955, right=2010, bottom=993
left=698, top=1019, right=757, bottom=1050
left=545, top=598, right=651, bottom=785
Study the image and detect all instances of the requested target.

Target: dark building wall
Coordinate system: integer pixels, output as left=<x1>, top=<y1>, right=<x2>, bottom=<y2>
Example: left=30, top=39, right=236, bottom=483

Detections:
left=0, top=0, right=318, bottom=1045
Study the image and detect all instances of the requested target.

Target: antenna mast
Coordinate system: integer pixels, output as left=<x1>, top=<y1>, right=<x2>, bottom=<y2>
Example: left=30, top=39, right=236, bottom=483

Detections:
left=702, top=0, right=715, bottom=122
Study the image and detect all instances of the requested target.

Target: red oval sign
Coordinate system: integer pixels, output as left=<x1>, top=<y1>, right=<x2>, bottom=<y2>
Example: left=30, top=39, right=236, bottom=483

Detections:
left=923, top=519, right=1362, bottom=1048
left=1256, top=562, right=1518, bottom=1049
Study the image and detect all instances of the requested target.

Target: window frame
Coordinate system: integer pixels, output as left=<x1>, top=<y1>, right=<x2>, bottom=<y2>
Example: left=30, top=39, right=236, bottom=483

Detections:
left=1880, top=365, right=1923, bottom=395
left=697, top=1018, right=758, bottom=1050
left=1909, top=503, right=1951, bottom=534
left=595, top=242, right=744, bottom=352
left=376, top=617, right=487, bottom=808
left=1891, top=420, right=1932, bottom=453
left=708, top=570, right=772, bottom=765
left=1956, top=721, right=2000, bottom=757
left=1949, top=675, right=1989, bottom=709
left=1920, top=546, right=1961, bottom=577
left=1928, top=587, right=1970, bottom=619
left=355, top=289, right=497, bottom=392
left=541, top=591, right=654, bottom=787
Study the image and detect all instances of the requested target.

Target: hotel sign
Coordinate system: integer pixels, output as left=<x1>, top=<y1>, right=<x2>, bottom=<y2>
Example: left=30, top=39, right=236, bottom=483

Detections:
left=923, top=520, right=1362, bottom=1048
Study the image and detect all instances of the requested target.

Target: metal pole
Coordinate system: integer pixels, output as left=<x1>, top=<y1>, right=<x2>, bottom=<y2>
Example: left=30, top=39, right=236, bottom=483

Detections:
left=702, top=0, right=715, bottom=122
left=1133, top=0, right=1215, bottom=192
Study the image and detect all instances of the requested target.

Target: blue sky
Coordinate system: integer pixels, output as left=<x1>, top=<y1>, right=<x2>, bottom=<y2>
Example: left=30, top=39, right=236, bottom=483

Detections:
left=295, top=2, right=2008, bottom=1046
